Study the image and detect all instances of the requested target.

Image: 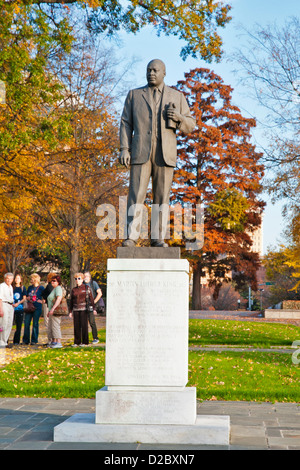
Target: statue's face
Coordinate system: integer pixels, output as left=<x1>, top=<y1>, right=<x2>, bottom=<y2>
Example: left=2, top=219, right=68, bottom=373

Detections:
left=146, top=60, right=166, bottom=87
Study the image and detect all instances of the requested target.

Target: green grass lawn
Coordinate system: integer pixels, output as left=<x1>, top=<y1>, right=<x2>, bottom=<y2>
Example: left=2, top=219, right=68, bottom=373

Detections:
left=0, top=348, right=106, bottom=399
left=189, top=319, right=300, bottom=348
left=188, top=350, right=299, bottom=402
left=1, top=319, right=299, bottom=402
left=97, top=319, right=300, bottom=348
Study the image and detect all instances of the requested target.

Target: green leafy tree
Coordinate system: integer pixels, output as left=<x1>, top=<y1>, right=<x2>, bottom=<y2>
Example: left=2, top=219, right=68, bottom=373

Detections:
left=21, top=0, right=232, bottom=61
left=263, top=246, right=300, bottom=305
left=0, top=0, right=73, bottom=220
left=207, top=188, right=249, bottom=232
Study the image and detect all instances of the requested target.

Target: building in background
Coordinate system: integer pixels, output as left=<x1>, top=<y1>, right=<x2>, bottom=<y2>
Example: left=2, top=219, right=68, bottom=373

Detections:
left=248, top=219, right=263, bottom=258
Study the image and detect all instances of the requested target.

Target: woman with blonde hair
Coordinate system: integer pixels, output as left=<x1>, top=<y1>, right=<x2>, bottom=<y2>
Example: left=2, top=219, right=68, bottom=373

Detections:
left=23, top=273, right=45, bottom=345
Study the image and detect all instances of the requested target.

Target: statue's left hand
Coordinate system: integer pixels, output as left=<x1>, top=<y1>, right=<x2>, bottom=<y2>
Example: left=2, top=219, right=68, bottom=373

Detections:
left=167, top=107, right=182, bottom=124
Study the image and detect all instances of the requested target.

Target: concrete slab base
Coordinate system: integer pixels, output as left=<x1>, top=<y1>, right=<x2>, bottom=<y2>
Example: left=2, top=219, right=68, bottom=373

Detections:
left=264, top=309, right=300, bottom=319
left=54, top=413, right=230, bottom=445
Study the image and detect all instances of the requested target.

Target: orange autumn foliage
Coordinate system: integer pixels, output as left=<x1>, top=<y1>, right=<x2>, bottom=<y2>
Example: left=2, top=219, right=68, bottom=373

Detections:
left=172, top=68, right=265, bottom=308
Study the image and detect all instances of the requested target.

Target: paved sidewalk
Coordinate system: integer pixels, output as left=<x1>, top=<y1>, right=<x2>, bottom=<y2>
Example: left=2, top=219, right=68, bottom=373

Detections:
left=0, top=398, right=299, bottom=450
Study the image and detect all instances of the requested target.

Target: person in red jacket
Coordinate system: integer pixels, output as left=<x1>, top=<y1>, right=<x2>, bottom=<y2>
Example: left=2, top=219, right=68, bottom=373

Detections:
left=69, top=273, right=95, bottom=346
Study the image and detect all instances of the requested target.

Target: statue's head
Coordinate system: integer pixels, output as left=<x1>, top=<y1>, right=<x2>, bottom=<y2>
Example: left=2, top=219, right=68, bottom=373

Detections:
left=146, top=59, right=166, bottom=87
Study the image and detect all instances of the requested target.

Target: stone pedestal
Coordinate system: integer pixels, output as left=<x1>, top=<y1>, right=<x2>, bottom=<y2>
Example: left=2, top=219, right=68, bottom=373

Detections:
left=116, top=246, right=181, bottom=259
left=54, top=251, right=230, bottom=445
left=104, top=258, right=189, bottom=388
left=96, top=257, right=194, bottom=430
left=54, top=413, right=230, bottom=445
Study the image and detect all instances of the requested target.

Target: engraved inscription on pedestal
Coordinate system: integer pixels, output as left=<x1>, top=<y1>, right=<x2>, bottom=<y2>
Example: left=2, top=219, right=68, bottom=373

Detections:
left=105, top=259, right=189, bottom=387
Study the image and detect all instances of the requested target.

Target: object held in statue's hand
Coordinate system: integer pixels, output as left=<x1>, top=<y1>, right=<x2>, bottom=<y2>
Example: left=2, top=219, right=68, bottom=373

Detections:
left=167, top=102, right=177, bottom=129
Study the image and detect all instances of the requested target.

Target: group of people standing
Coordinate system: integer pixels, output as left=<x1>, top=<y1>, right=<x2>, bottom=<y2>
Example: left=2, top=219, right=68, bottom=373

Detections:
left=0, top=271, right=104, bottom=348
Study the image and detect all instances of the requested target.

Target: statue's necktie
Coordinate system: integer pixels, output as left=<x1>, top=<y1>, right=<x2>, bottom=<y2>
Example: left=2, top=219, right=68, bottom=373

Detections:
left=153, top=87, right=159, bottom=105
left=152, top=87, right=160, bottom=140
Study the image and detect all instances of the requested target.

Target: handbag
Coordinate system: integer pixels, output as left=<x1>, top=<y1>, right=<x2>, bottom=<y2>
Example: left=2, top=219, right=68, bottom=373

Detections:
left=24, top=286, right=39, bottom=313
left=53, top=297, right=69, bottom=316
left=24, top=300, right=35, bottom=314
left=96, top=297, right=105, bottom=315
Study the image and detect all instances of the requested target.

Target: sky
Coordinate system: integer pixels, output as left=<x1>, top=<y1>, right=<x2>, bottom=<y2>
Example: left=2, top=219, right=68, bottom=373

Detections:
left=115, top=0, right=299, bottom=254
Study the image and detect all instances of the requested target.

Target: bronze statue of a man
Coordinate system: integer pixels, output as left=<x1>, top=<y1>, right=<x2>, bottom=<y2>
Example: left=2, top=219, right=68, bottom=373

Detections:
left=119, top=59, right=195, bottom=247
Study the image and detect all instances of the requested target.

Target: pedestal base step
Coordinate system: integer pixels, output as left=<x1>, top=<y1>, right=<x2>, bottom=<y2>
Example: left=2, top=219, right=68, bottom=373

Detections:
left=54, top=413, right=230, bottom=445
left=96, top=386, right=196, bottom=425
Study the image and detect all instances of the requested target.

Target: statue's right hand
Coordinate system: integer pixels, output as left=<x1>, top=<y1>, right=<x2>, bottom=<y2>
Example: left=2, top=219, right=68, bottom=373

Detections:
left=119, top=149, right=131, bottom=168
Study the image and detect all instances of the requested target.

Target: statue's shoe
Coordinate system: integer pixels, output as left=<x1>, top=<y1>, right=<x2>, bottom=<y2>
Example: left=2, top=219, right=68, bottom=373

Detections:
left=122, top=239, right=136, bottom=247
left=150, top=240, right=168, bottom=247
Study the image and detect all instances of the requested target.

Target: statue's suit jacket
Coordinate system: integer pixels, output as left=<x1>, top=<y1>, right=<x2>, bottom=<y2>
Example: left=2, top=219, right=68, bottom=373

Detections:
left=120, top=84, right=195, bottom=167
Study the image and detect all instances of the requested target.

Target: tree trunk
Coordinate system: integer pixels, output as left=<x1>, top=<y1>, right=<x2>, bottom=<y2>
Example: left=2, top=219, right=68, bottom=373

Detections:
left=70, top=198, right=81, bottom=290
left=70, top=248, right=80, bottom=290
left=192, top=262, right=202, bottom=310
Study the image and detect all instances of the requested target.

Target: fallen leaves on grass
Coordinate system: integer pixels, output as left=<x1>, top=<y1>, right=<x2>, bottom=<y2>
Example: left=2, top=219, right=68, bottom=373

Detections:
left=0, top=347, right=106, bottom=398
